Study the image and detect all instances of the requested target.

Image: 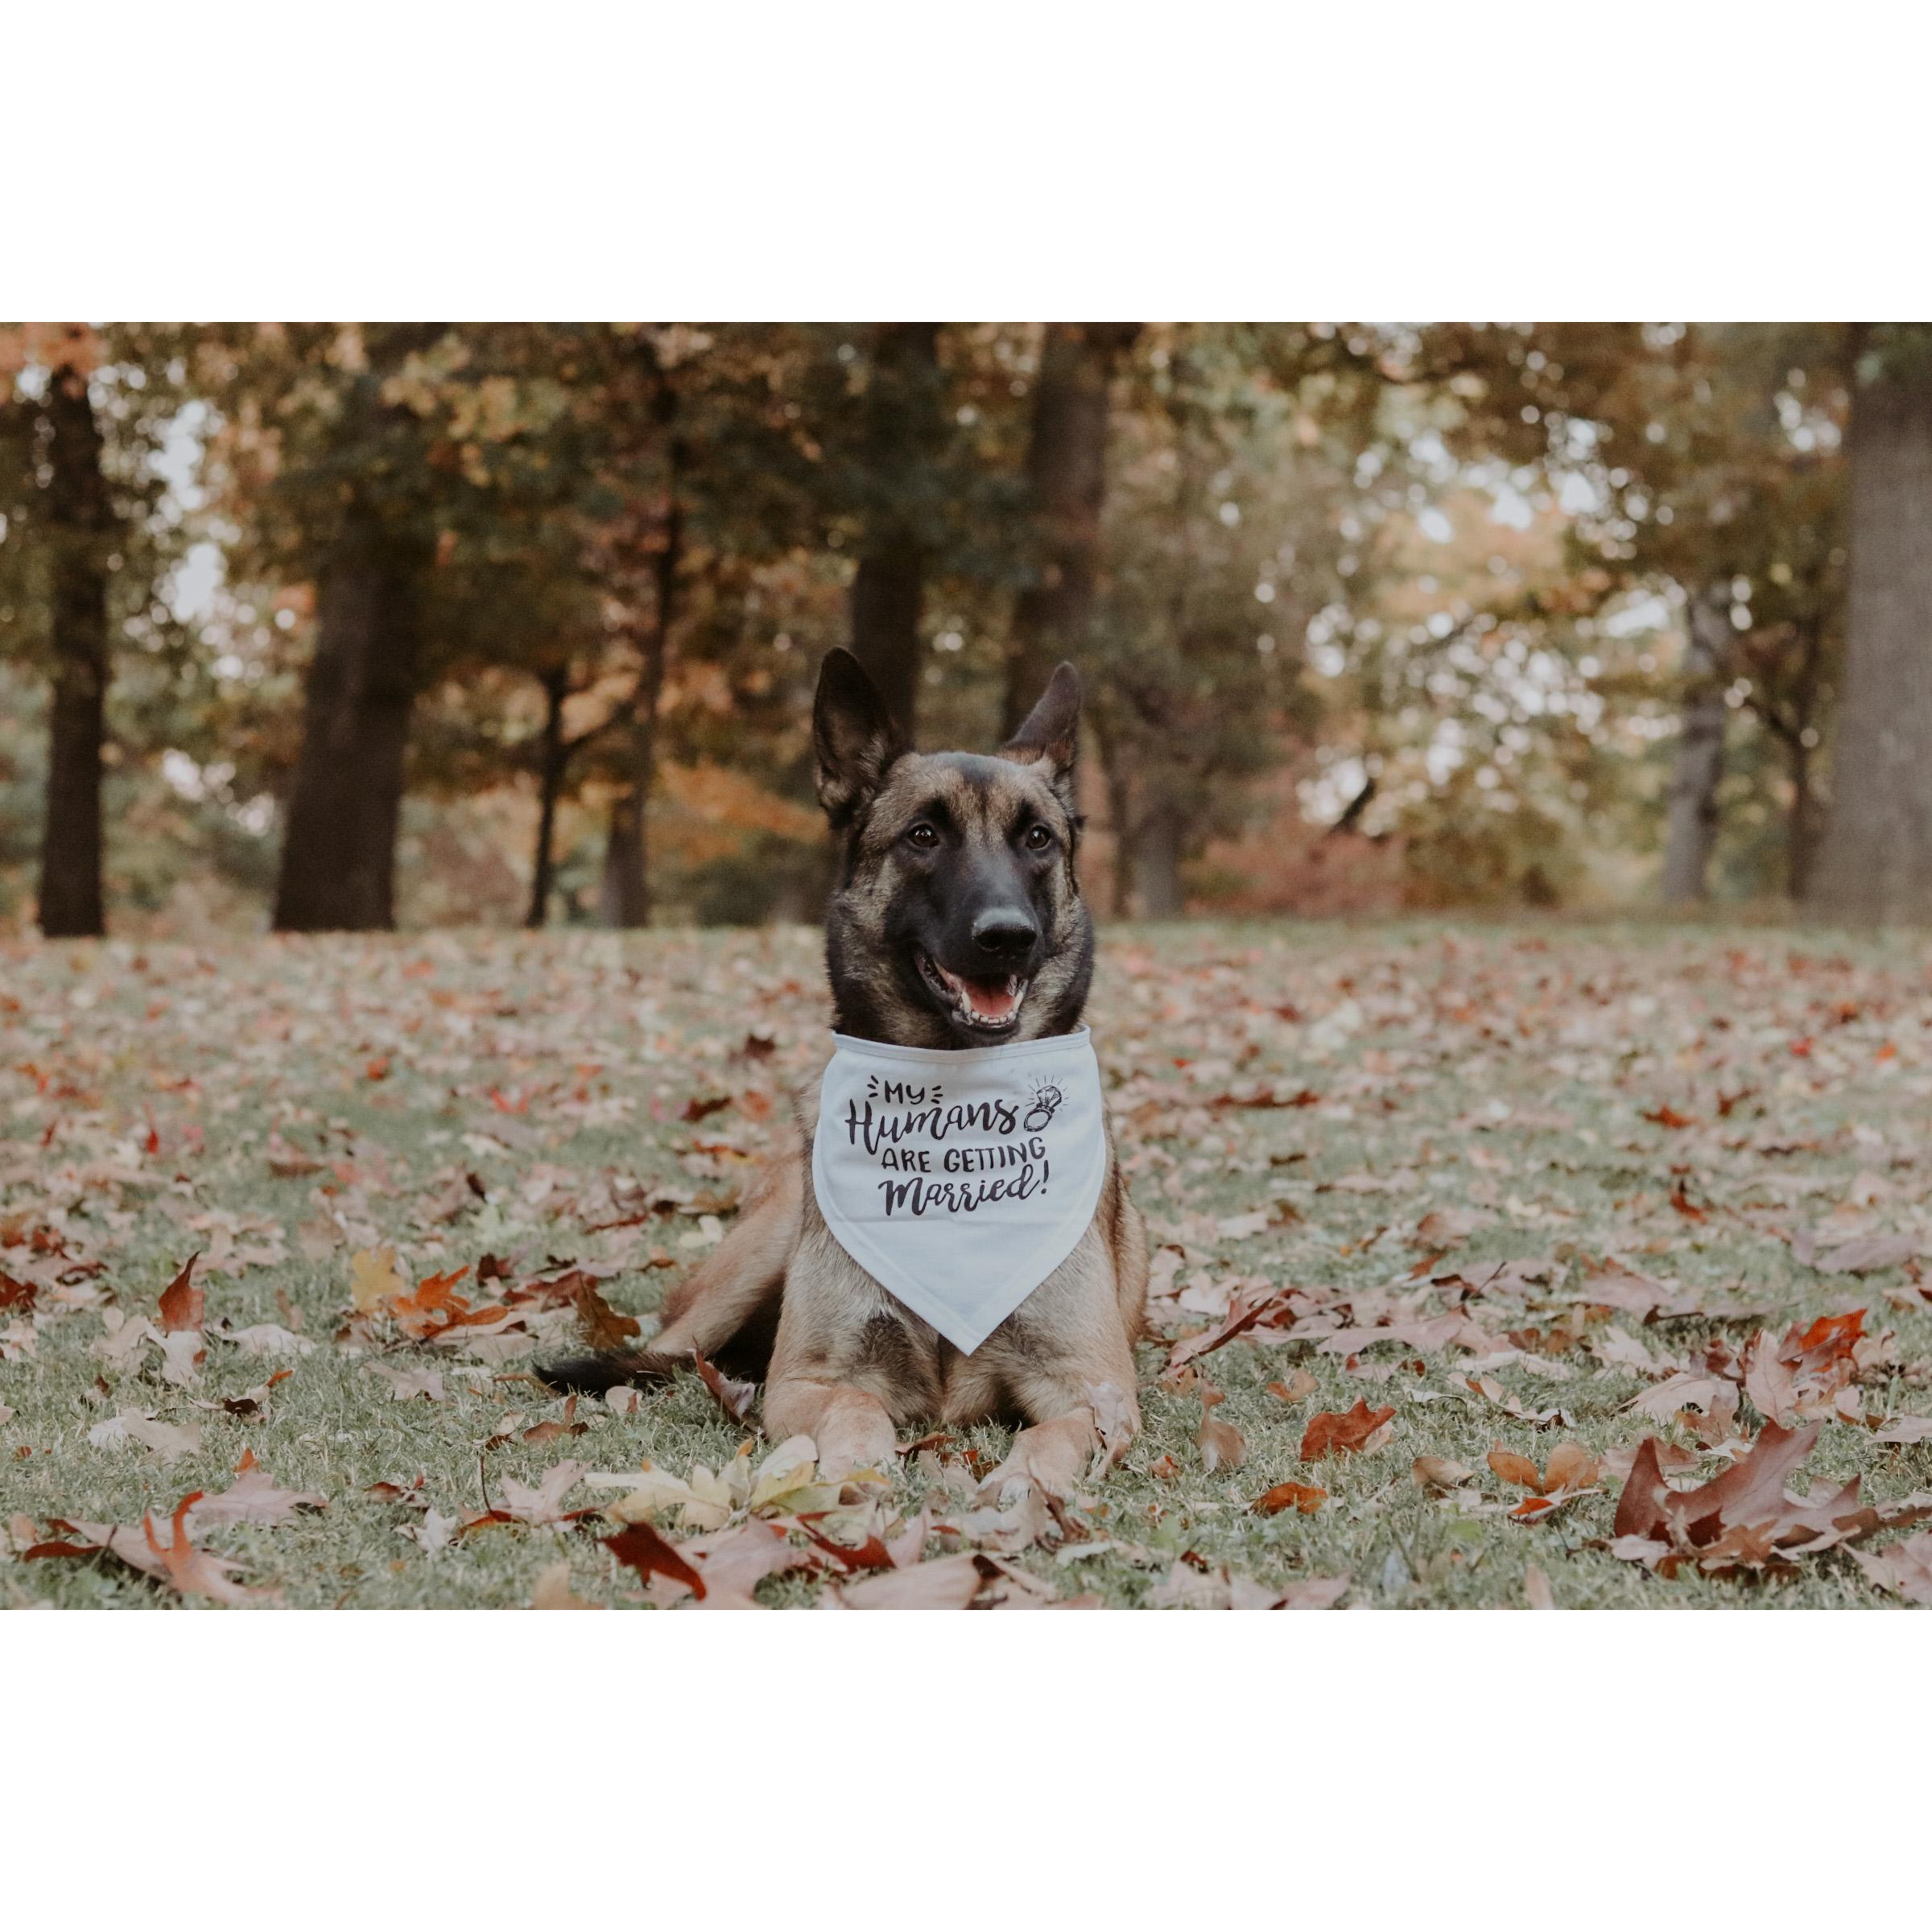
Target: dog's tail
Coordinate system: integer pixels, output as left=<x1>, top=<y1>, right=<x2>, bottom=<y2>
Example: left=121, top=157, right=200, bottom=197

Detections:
left=533, top=1348, right=681, bottom=1396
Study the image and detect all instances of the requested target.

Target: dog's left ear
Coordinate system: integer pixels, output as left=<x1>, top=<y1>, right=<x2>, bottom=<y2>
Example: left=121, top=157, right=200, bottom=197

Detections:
left=814, top=647, right=906, bottom=829
left=999, top=662, right=1081, bottom=808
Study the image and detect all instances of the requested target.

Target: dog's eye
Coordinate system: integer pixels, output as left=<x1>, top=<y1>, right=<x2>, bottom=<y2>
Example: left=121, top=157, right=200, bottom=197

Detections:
left=905, top=822, right=939, bottom=851
left=1023, top=824, right=1054, bottom=852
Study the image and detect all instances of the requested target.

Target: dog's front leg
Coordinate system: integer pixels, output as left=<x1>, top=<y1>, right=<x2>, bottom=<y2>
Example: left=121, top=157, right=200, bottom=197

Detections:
left=979, top=1371, right=1141, bottom=1503
left=764, top=1377, right=898, bottom=1481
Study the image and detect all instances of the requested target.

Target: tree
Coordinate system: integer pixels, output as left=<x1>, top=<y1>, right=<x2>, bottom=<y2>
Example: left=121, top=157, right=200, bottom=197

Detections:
left=1004, top=323, right=1141, bottom=734
left=1091, top=326, right=1347, bottom=914
left=1659, top=587, right=1731, bottom=906
left=2, top=324, right=188, bottom=937
left=1806, top=326, right=1932, bottom=922
left=268, top=326, right=450, bottom=931
left=35, top=335, right=114, bottom=937
left=847, top=322, right=943, bottom=738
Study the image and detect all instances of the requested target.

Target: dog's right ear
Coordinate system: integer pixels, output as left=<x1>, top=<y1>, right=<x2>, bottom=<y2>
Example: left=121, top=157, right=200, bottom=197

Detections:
left=813, top=648, right=906, bottom=828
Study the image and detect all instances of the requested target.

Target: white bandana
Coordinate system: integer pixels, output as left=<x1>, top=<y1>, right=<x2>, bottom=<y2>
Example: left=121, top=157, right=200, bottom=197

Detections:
left=811, top=1026, right=1108, bottom=1354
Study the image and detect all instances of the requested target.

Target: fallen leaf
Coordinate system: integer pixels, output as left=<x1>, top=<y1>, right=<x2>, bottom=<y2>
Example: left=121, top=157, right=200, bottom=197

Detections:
left=349, top=1247, right=405, bottom=1313
left=156, top=1253, right=204, bottom=1334
left=86, top=1410, right=202, bottom=1460
left=1300, top=1399, right=1395, bottom=1461
left=604, top=1520, right=707, bottom=1599
left=363, top=1362, right=447, bottom=1402
left=1412, top=1455, right=1476, bottom=1491
left=187, top=1451, right=326, bottom=1530
left=1851, top=1531, right=1932, bottom=1605
left=693, top=1352, right=758, bottom=1424
left=1253, top=1480, right=1326, bottom=1516
left=530, top=1561, right=600, bottom=1609
left=1195, top=1381, right=1247, bottom=1472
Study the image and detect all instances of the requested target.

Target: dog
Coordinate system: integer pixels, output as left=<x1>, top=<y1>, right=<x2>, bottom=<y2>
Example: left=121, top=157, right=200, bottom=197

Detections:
left=540, top=648, right=1146, bottom=1497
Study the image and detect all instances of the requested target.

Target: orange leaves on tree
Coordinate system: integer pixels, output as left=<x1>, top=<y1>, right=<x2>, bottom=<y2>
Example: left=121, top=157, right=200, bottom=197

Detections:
left=1300, top=1399, right=1395, bottom=1462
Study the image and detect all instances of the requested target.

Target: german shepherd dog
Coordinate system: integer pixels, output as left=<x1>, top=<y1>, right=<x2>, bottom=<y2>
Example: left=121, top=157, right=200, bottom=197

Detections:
left=541, top=649, right=1146, bottom=1497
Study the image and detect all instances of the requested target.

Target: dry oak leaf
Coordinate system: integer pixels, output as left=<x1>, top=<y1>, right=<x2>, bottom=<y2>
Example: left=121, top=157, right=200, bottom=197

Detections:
left=1163, top=1286, right=1288, bottom=1375
left=186, top=1449, right=326, bottom=1531
left=349, top=1247, right=406, bottom=1313
left=1874, top=1416, right=1932, bottom=1446
left=1195, top=1381, right=1248, bottom=1473
left=1253, top=1480, right=1327, bottom=1517
left=1486, top=1440, right=1601, bottom=1520
left=692, top=1351, right=758, bottom=1424
left=27, top=1494, right=275, bottom=1606
left=604, top=1519, right=707, bottom=1600
left=1413, top=1455, right=1477, bottom=1492
left=1149, top=1560, right=1348, bottom=1610
left=1809, top=1233, right=1919, bottom=1276
left=87, top=1410, right=202, bottom=1461
left=530, top=1562, right=601, bottom=1609
left=156, top=1253, right=204, bottom=1335
left=1611, top=1423, right=1932, bottom=1577
left=833, top=1550, right=1060, bottom=1610
left=1300, top=1399, right=1396, bottom=1462
left=1851, top=1532, right=1932, bottom=1605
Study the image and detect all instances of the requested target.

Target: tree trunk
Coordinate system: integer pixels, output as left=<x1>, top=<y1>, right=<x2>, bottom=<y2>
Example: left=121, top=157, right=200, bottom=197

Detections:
left=1133, top=796, right=1187, bottom=918
left=601, top=380, right=684, bottom=931
left=1004, top=322, right=1141, bottom=733
left=271, top=510, right=423, bottom=931
left=36, top=364, right=112, bottom=939
left=848, top=321, right=939, bottom=739
left=1787, top=733, right=1818, bottom=901
left=1809, top=335, right=1932, bottom=921
left=526, top=666, right=568, bottom=929
left=1660, top=586, right=1732, bottom=907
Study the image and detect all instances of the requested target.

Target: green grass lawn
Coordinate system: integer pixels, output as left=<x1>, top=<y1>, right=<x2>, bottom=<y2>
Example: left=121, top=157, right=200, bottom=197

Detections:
left=5, top=919, right=1930, bottom=1608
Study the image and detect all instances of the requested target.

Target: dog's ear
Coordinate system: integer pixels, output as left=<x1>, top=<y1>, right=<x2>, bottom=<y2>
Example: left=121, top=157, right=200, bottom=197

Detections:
left=814, top=648, right=906, bottom=828
left=999, top=661, right=1081, bottom=807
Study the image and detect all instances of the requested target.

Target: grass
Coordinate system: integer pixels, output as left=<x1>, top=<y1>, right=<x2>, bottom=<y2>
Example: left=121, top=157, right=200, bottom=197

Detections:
left=4, top=918, right=1930, bottom=1608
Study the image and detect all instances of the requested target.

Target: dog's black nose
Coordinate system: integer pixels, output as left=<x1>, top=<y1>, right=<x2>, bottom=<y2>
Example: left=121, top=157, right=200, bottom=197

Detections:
left=972, top=906, right=1038, bottom=960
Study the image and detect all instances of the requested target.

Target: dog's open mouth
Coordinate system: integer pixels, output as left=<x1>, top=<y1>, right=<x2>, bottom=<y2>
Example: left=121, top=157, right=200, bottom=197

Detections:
left=918, top=951, right=1029, bottom=1033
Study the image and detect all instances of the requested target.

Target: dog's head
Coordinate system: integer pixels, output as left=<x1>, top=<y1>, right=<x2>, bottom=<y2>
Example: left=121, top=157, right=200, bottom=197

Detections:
left=813, top=649, right=1094, bottom=1050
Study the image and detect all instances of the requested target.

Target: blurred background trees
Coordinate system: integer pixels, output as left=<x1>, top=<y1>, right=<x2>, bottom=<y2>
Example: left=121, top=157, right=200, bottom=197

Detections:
left=2, top=319, right=1927, bottom=936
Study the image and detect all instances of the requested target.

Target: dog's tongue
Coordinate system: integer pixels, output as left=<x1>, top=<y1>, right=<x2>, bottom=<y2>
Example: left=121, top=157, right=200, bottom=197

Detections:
left=960, top=976, right=1018, bottom=1024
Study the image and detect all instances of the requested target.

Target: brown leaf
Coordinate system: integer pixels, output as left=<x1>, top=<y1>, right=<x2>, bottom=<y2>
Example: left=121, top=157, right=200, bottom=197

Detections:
left=519, top=1395, right=587, bottom=1445
left=1875, top=1415, right=1932, bottom=1445
left=1412, top=1455, right=1476, bottom=1490
left=1163, top=1286, right=1286, bottom=1373
left=572, top=1276, right=641, bottom=1351
left=156, top=1253, right=204, bottom=1335
left=603, top=1520, right=707, bottom=1600
left=530, top=1562, right=600, bottom=1609
left=1810, top=1233, right=1919, bottom=1275
left=1523, top=1566, right=1556, bottom=1609
left=1253, top=1480, right=1326, bottom=1516
left=1487, top=1445, right=1543, bottom=1492
left=187, top=1451, right=326, bottom=1530
left=1852, top=1531, right=1932, bottom=1605
left=1300, top=1399, right=1395, bottom=1461
left=142, top=1493, right=274, bottom=1606
left=1268, top=1369, right=1319, bottom=1402
left=1195, top=1381, right=1247, bottom=1472
left=692, top=1352, right=758, bottom=1424
left=1607, top=1422, right=1909, bottom=1576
